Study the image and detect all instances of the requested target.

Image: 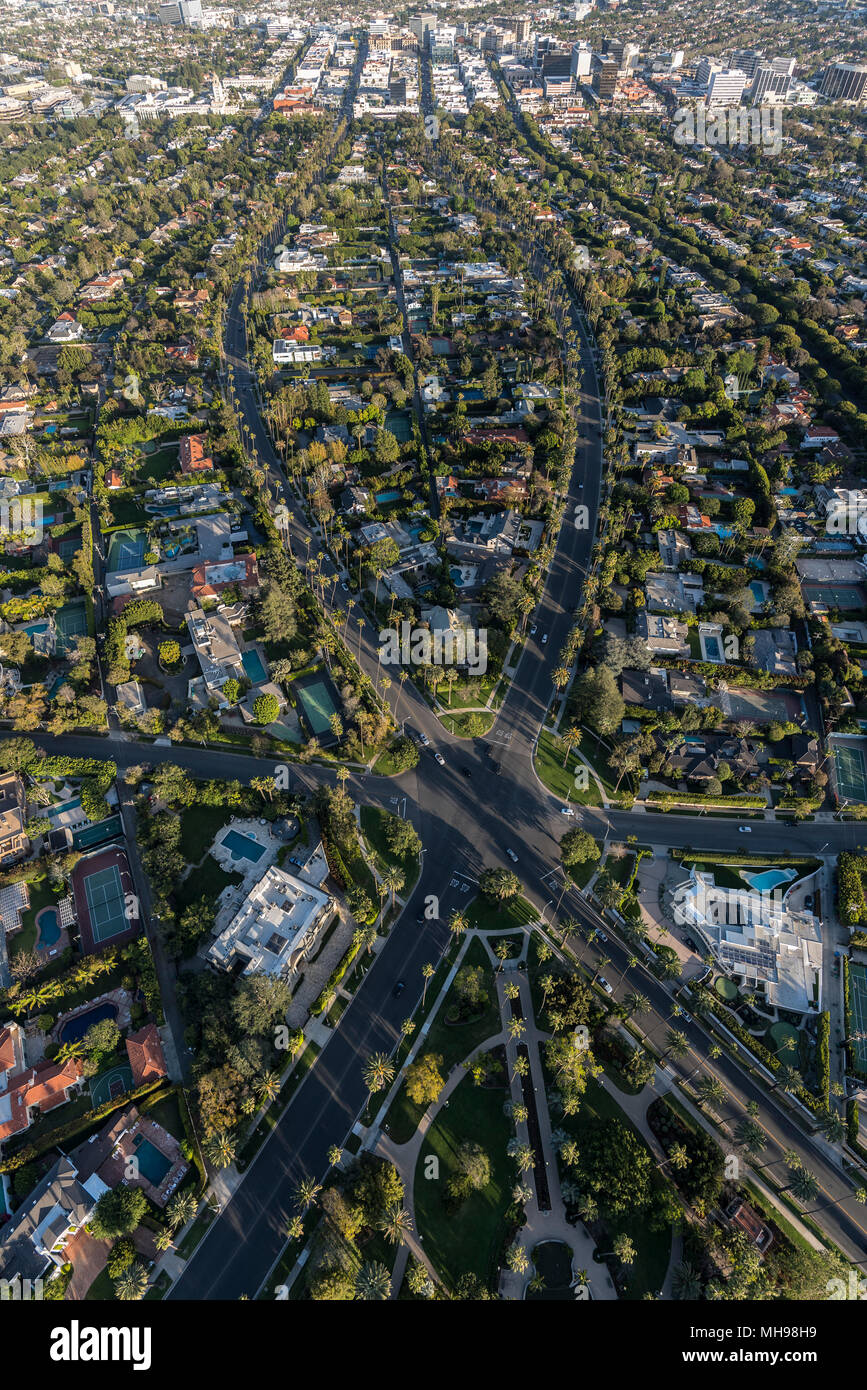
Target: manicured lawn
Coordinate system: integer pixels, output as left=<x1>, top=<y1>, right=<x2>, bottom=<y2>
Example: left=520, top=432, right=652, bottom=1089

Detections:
left=145, top=1270, right=172, bottom=1300
left=140, top=1090, right=184, bottom=1142
left=11, top=876, right=59, bottom=958
left=85, top=1266, right=117, bottom=1301
left=372, top=743, right=416, bottom=776
left=360, top=806, right=420, bottom=894
left=414, top=1070, right=514, bottom=1293
left=556, top=1080, right=673, bottom=1301
left=568, top=845, right=604, bottom=890
left=438, top=711, right=495, bottom=738
left=384, top=937, right=501, bottom=1143
left=465, top=893, right=536, bottom=933
left=178, top=806, right=237, bottom=864
left=534, top=729, right=602, bottom=806
left=175, top=857, right=243, bottom=912
left=605, top=849, right=636, bottom=888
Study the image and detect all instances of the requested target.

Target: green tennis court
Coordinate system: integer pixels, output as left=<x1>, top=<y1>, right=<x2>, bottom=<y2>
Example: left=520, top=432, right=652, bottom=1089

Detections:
left=54, top=600, right=88, bottom=653
left=802, top=583, right=866, bottom=611
left=295, top=678, right=338, bottom=736
left=850, top=962, right=867, bottom=1071
left=90, top=1063, right=133, bottom=1108
left=83, top=864, right=129, bottom=942
left=834, top=743, right=867, bottom=802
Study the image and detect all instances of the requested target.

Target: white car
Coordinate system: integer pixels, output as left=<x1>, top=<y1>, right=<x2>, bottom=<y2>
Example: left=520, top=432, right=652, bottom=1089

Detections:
left=434, top=752, right=445, bottom=766
left=560, top=806, right=575, bottom=816
left=541, top=633, right=548, bottom=645
left=530, top=624, right=537, bottom=636
left=598, top=976, right=614, bottom=995
left=738, top=825, right=752, bottom=834
left=420, top=734, right=430, bottom=747
left=506, top=848, right=518, bottom=863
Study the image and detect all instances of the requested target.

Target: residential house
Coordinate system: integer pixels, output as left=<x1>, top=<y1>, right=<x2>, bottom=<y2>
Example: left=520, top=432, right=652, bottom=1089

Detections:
left=0, top=773, right=28, bottom=865
left=0, top=1155, right=109, bottom=1285
left=179, top=433, right=214, bottom=475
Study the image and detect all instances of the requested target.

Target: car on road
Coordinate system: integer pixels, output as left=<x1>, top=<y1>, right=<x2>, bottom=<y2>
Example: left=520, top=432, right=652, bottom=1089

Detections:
left=530, top=624, right=537, bottom=636
left=684, top=936, right=697, bottom=952
left=738, top=825, right=752, bottom=833
left=434, top=752, right=445, bottom=766
left=597, top=976, right=614, bottom=995
left=541, top=633, right=548, bottom=644
left=596, top=929, right=608, bottom=943
left=560, top=806, right=575, bottom=816
left=419, top=733, right=430, bottom=746
left=392, top=981, right=405, bottom=997
left=461, top=767, right=472, bottom=778
left=341, top=581, right=349, bottom=591
left=506, top=848, right=518, bottom=862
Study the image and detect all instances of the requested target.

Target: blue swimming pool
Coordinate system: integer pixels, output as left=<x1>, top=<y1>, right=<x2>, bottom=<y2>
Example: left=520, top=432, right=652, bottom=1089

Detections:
left=742, top=868, right=797, bottom=893
left=222, top=829, right=266, bottom=864
left=58, top=1001, right=118, bottom=1045
left=241, top=650, right=268, bottom=685
left=36, top=908, right=61, bottom=949
left=376, top=490, right=400, bottom=504
left=133, top=1135, right=172, bottom=1186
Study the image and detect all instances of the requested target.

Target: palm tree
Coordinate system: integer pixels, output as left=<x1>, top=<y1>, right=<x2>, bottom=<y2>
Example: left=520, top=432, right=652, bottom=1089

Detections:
left=294, top=1174, right=322, bottom=1211
left=378, top=1204, right=413, bottom=1245
left=735, top=1116, right=766, bottom=1160
left=449, top=910, right=469, bottom=938
left=166, top=1190, right=197, bottom=1232
left=671, top=1259, right=702, bottom=1300
left=355, top=1261, right=391, bottom=1300
left=383, top=866, right=404, bottom=912
left=286, top=1215, right=304, bottom=1242
left=363, top=1051, right=395, bottom=1100
left=205, top=1132, right=236, bottom=1169
left=115, top=1262, right=149, bottom=1301
left=662, top=1029, right=689, bottom=1062
left=421, top=962, right=435, bottom=1005
left=253, top=1067, right=279, bottom=1104
left=154, top=1226, right=174, bottom=1254
left=560, top=724, right=582, bottom=768
left=822, top=1110, right=847, bottom=1145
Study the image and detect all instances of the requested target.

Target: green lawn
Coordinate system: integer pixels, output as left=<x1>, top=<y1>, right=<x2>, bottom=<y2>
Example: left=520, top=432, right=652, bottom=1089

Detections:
left=175, top=857, right=243, bottom=911
left=178, top=806, right=236, bottom=864
left=176, top=1203, right=215, bottom=1260
left=437, top=711, right=496, bottom=738
left=11, top=876, right=59, bottom=957
left=556, top=1079, right=673, bottom=1300
left=384, top=937, right=501, bottom=1143
left=414, top=1070, right=515, bottom=1292
left=465, top=894, right=536, bottom=933
left=360, top=806, right=420, bottom=894
left=534, top=729, right=603, bottom=806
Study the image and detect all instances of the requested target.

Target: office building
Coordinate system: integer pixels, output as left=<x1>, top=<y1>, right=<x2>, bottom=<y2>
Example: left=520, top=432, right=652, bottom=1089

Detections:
left=706, top=68, right=747, bottom=105
left=821, top=62, right=867, bottom=102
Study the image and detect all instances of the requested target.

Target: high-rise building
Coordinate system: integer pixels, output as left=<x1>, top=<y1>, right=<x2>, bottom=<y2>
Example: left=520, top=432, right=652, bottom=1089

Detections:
left=570, top=41, right=593, bottom=79
left=821, top=62, right=867, bottom=101
left=389, top=76, right=407, bottom=104
left=592, top=55, right=618, bottom=99
left=731, top=49, right=764, bottom=80
left=602, top=37, right=625, bottom=65
left=515, top=18, right=531, bottom=42
left=750, top=58, right=795, bottom=102
left=706, top=68, right=747, bottom=105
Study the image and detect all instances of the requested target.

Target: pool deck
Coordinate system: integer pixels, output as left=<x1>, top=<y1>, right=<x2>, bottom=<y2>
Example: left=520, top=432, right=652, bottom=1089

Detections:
left=97, top=1108, right=188, bottom=1208
left=51, top=987, right=131, bottom=1044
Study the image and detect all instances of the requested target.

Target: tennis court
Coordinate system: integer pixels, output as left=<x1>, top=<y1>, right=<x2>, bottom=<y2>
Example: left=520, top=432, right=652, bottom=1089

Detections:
left=834, top=742, right=867, bottom=802
left=107, top=528, right=147, bottom=573
left=295, top=677, right=339, bottom=736
left=54, top=600, right=88, bottom=653
left=802, top=583, right=866, bottom=611
left=90, top=1063, right=133, bottom=1109
left=83, top=863, right=129, bottom=943
left=850, top=963, right=867, bottom=1071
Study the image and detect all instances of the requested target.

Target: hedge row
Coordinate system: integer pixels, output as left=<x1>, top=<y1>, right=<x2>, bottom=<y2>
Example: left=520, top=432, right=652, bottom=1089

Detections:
left=309, top=937, right=364, bottom=1017
left=817, top=1010, right=831, bottom=1107
left=838, top=853, right=867, bottom=928
left=694, top=985, right=826, bottom=1118
left=0, top=1078, right=168, bottom=1172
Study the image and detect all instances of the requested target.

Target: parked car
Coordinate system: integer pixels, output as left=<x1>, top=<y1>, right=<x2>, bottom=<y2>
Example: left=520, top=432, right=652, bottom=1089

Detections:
left=598, top=976, right=614, bottom=995
left=506, top=848, right=518, bottom=863
left=597, top=930, right=608, bottom=943
left=530, top=624, right=537, bottom=636
left=541, top=633, right=548, bottom=645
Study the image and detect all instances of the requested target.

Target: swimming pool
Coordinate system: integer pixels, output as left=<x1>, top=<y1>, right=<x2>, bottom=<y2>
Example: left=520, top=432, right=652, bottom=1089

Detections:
left=222, top=829, right=266, bottom=864
left=241, top=649, right=268, bottom=685
left=36, top=908, right=61, bottom=949
left=132, top=1136, right=172, bottom=1187
left=376, top=490, right=400, bottom=504
left=742, top=868, right=797, bottom=893
left=48, top=797, right=82, bottom=819
left=58, top=1001, right=118, bottom=1045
